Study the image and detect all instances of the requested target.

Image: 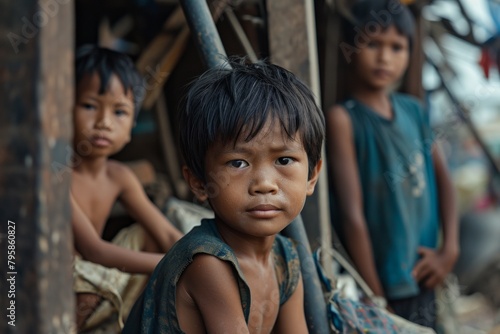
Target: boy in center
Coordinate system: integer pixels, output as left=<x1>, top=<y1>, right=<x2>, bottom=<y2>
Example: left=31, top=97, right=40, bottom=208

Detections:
left=124, top=57, right=325, bottom=333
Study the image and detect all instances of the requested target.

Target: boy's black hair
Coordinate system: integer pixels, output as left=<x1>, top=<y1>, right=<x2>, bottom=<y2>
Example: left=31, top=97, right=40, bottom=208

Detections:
left=75, top=45, right=145, bottom=118
left=343, top=0, right=415, bottom=49
left=180, top=57, right=325, bottom=182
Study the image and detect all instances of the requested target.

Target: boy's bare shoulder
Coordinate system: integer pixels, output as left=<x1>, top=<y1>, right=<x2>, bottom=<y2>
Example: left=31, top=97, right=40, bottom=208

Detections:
left=326, top=104, right=352, bottom=129
left=106, top=159, right=133, bottom=178
left=329, top=104, right=347, bottom=113
left=106, top=159, right=136, bottom=182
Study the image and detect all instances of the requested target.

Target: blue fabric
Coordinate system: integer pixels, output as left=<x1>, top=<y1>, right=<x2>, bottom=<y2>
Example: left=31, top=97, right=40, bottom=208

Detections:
left=313, top=249, right=400, bottom=333
left=331, top=93, right=439, bottom=299
left=123, top=219, right=300, bottom=334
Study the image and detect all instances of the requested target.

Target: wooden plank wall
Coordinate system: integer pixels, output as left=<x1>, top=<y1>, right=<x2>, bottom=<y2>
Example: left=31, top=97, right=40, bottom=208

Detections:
left=0, top=0, right=75, bottom=332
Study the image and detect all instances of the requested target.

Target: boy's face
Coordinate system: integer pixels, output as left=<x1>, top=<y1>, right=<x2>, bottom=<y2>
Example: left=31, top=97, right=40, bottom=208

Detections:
left=73, top=72, right=135, bottom=158
left=353, top=25, right=409, bottom=90
left=187, top=118, right=321, bottom=238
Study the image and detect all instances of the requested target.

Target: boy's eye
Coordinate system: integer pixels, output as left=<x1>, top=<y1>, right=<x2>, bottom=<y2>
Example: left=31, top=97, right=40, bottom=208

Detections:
left=82, top=103, right=96, bottom=110
left=276, top=157, right=294, bottom=166
left=228, top=160, right=248, bottom=168
left=392, top=43, right=404, bottom=52
left=367, top=41, right=379, bottom=49
left=115, top=109, right=128, bottom=117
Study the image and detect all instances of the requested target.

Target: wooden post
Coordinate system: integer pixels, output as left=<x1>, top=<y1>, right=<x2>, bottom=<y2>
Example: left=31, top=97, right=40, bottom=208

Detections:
left=0, top=0, right=75, bottom=332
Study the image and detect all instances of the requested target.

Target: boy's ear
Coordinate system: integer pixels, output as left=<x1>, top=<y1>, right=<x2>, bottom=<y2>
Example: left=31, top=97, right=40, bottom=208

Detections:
left=182, top=165, right=208, bottom=202
left=306, top=159, right=322, bottom=196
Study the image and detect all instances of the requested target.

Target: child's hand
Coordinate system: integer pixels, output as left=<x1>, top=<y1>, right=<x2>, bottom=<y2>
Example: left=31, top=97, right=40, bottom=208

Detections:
left=412, top=247, right=458, bottom=289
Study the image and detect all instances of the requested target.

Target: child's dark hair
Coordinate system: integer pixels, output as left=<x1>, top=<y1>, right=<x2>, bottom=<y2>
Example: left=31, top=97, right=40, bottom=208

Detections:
left=343, top=0, right=415, bottom=49
left=180, top=57, right=325, bottom=182
left=75, top=45, right=145, bottom=118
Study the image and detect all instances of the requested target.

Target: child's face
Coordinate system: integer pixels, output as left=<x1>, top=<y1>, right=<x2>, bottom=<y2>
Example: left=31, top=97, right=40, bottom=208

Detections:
left=353, top=25, right=409, bottom=90
left=192, top=118, right=320, bottom=238
left=73, top=72, right=135, bottom=158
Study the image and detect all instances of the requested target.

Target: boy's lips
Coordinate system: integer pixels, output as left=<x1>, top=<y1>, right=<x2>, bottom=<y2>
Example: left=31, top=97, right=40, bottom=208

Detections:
left=247, top=204, right=281, bottom=218
left=373, top=69, right=391, bottom=78
left=91, top=135, right=112, bottom=147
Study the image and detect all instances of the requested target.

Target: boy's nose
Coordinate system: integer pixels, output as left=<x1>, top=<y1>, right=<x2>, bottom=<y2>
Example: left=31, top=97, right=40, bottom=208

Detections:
left=95, top=111, right=112, bottom=130
left=379, top=47, right=391, bottom=63
left=249, top=170, right=279, bottom=195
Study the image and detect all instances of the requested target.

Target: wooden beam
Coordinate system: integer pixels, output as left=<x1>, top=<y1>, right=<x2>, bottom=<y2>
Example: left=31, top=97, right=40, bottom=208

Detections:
left=138, top=0, right=229, bottom=109
left=267, top=0, right=320, bottom=97
left=136, top=6, right=186, bottom=74
left=319, top=4, right=343, bottom=112
left=155, top=93, right=189, bottom=199
left=224, top=7, right=258, bottom=63
left=0, top=0, right=75, bottom=332
left=142, top=26, right=190, bottom=109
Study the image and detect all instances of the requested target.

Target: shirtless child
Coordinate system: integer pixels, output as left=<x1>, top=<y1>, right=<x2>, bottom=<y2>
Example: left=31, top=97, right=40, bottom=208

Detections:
left=123, top=58, right=325, bottom=333
left=71, top=45, right=182, bottom=331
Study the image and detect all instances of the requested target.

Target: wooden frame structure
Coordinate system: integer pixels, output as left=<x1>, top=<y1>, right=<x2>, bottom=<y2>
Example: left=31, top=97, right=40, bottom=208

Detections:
left=1, top=0, right=75, bottom=333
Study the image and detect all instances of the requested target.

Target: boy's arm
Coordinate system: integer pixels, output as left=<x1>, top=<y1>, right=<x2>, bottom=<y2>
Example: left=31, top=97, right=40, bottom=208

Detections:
left=413, top=145, right=459, bottom=288
left=116, top=163, right=183, bottom=252
left=71, top=193, right=164, bottom=274
left=179, top=254, right=250, bottom=334
left=326, top=105, right=385, bottom=298
left=271, top=273, right=308, bottom=334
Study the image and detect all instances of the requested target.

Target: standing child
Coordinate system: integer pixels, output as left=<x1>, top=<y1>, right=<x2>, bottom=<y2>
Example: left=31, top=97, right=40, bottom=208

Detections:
left=71, top=45, right=183, bottom=331
left=123, top=58, right=324, bottom=334
left=327, top=0, right=459, bottom=329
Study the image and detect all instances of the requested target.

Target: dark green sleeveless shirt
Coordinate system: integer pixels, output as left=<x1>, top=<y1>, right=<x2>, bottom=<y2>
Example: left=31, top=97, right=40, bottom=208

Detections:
left=331, top=93, right=439, bottom=299
left=123, top=219, right=300, bottom=333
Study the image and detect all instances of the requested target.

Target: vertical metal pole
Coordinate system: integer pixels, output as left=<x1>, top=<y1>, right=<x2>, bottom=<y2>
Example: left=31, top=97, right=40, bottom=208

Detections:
left=282, top=217, right=331, bottom=334
left=179, top=0, right=229, bottom=69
